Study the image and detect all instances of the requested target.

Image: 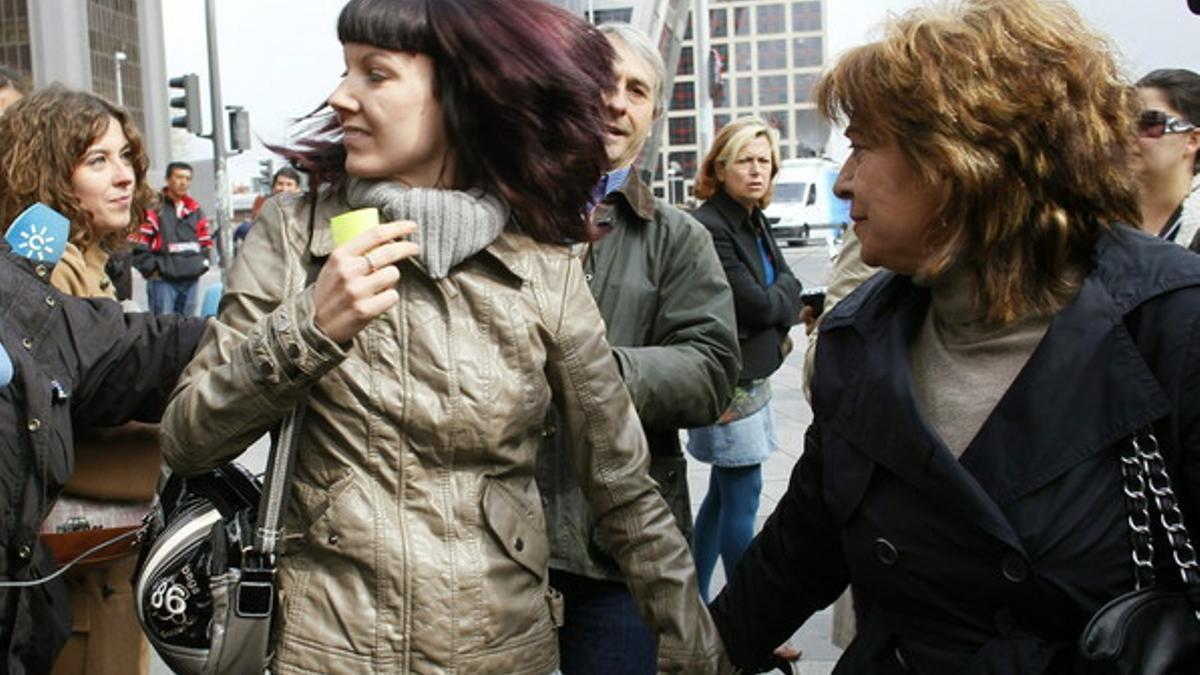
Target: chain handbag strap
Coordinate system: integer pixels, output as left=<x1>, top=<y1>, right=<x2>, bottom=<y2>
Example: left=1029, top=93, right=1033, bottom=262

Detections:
left=1119, top=428, right=1200, bottom=620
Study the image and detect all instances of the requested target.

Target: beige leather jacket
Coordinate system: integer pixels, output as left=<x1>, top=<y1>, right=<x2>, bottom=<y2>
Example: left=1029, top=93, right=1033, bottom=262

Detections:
left=161, top=191, right=729, bottom=674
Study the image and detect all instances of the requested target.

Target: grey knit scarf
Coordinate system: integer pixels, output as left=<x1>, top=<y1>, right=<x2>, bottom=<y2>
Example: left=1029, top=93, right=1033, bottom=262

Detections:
left=344, top=178, right=509, bottom=279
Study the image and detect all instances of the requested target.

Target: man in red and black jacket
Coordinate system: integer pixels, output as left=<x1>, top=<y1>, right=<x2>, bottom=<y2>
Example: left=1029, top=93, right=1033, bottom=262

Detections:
left=131, top=162, right=212, bottom=315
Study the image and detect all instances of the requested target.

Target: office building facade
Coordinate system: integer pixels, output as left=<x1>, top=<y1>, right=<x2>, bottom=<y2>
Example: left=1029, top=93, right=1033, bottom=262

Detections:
left=0, top=0, right=170, bottom=174
left=551, top=0, right=829, bottom=204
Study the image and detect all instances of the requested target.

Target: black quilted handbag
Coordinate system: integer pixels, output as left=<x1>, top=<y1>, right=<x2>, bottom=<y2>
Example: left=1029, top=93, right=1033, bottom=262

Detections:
left=1078, top=428, right=1200, bottom=674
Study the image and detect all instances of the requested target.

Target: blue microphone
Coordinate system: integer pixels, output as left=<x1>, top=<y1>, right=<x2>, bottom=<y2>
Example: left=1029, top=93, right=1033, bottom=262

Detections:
left=0, top=341, right=11, bottom=388
left=5, top=203, right=70, bottom=264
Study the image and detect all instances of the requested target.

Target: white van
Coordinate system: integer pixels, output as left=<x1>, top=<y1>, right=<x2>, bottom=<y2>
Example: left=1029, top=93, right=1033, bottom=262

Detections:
left=764, top=158, right=850, bottom=246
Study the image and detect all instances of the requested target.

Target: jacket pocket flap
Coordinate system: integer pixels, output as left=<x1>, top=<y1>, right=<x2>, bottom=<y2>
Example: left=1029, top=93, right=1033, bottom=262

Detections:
left=481, top=479, right=548, bottom=580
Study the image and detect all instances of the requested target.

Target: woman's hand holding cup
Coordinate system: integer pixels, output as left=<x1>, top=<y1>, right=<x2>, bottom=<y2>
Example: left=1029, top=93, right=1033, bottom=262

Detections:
left=314, top=209, right=419, bottom=344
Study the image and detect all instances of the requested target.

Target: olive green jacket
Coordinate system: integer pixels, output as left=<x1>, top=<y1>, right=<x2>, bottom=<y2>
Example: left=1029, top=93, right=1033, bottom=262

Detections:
left=537, top=172, right=740, bottom=581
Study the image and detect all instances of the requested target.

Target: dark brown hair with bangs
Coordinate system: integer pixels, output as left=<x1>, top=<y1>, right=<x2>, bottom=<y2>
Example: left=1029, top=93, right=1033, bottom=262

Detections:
left=282, top=0, right=613, bottom=244
left=816, top=0, right=1141, bottom=323
left=0, top=85, right=152, bottom=253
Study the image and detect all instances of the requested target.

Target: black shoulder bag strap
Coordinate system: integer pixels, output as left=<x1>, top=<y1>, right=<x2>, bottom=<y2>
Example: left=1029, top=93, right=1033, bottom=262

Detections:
left=243, top=193, right=324, bottom=605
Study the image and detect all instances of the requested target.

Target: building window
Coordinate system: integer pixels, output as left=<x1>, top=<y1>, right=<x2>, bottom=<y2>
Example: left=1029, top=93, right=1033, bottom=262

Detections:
left=779, top=144, right=792, bottom=160
left=756, top=4, right=786, bottom=34
left=592, top=8, right=633, bottom=24
left=733, top=7, right=751, bottom=36
left=670, top=81, right=695, bottom=111
left=709, top=8, right=728, bottom=38
left=734, top=42, right=752, bottom=72
left=669, top=151, right=698, bottom=180
left=794, top=72, right=818, bottom=103
left=793, top=36, right=823, bottom=67
left=669, top=116, right=697, bottom=146
left=715, top=114, right=731, bottom=133
left=758, top=75, right=788, bottom=105
left=795, top=109, right=823, bottom=155
left=792, top=1, right=822, bottom=32
left=764, top=110, right=789, bottom=139
left=677, top=46, right=694, bottom=76
left=757, top=39, right=787, bottom=70
left=737, top=76, right=753, bottom=107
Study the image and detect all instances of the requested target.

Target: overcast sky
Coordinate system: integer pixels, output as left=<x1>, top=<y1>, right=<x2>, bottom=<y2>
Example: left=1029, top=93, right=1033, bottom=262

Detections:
left=162, top=0, right=1200, bottom=183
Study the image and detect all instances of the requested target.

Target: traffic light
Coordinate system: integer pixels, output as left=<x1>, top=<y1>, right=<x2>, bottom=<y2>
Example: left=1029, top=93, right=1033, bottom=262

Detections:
left=168, top=74, right=202, bottom=135
left=228, top=106, right=251, bottom=153
left=257, top=160, right=273, bottom=193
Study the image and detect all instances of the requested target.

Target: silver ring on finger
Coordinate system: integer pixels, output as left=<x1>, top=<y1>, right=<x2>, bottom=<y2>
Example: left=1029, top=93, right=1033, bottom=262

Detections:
left=363, top=251, right=378, bottom=274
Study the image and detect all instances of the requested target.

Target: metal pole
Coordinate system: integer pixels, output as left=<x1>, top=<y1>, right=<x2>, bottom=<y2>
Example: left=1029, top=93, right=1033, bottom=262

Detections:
left=587, top=0, right=594, bottom=23
left=694, top=0, right=714, bottom=161
left=113, top=51, right=126, bottom=106
left=205, top=0, right=233, bottom=279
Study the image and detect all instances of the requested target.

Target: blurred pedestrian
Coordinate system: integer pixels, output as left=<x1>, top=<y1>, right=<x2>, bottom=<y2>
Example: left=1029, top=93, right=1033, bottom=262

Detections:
left=687, top=116, right=803, bottom=605
left=1132, top=68, right=1199, bottom=248
left=0, top=85, right=186, bottom=675
left=536, top=22, right=739, bottom=675
left=0, top=66, right=28, bottom=114
left=159, top=1, right=730, bottom=673
left=235, top=166, right=304, bottom=254
left=709, top=1, right=1200, bottom=673
left=130, top=161, right=212, bottom=315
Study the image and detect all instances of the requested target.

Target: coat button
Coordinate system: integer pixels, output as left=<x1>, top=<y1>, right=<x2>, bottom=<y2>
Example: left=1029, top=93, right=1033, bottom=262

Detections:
left=874, top=538, right=899, bottom=566
left=27, top=418, right=41, bottom=432
left=327, top=534, right=339, bottom=546
left=35, top=264, right=48, bottom=277
left=17, top=544, right=32, bottom=560
left=22, top=337, right=32, bottom=350
left=514, top=537, right=525, bottom=552
left=1001, top=553, right=1029, bottom=583
left=45, top=295, right=56, bottom=307
left=542, top=425, right=557, bottom=438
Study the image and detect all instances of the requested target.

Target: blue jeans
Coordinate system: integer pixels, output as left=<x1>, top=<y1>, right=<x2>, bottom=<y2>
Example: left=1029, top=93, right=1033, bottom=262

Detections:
left=693, top=463, right=763, bottom=602
left=551, top=569, right=656, bottom=675
left=147, top=278, right=199, bottom=316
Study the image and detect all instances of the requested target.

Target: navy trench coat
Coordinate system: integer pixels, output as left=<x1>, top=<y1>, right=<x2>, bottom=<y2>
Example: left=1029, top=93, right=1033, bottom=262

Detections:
left=710, top=228, right=1200, bottom=674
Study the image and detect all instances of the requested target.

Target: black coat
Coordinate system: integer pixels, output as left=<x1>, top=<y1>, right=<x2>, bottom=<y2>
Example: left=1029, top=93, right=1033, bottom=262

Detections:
left=0, top=242, right=203, bottom=674
left=710, top=228, right=1200, bottom=674
left=692, top=189, right=803, bottom=382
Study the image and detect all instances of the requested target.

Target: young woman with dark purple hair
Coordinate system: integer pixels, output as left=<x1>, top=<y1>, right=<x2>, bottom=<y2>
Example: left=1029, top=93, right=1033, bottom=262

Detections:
left=158, top=1, right=730, bottom=673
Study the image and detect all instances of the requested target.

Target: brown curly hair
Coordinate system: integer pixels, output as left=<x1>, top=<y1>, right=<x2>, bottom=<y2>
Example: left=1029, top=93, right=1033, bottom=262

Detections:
left=0, top=85, right=153, bottom=252
left=815, top=0, right=1141, bottom=323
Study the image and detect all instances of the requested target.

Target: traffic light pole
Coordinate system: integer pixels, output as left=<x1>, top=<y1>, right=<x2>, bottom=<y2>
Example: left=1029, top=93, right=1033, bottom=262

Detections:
left=205, top=0, right=233, bottom=279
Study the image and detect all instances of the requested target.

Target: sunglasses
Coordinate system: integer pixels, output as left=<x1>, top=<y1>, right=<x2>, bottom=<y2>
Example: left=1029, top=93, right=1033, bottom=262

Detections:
left=1137, top=110, right=1197, bottom=138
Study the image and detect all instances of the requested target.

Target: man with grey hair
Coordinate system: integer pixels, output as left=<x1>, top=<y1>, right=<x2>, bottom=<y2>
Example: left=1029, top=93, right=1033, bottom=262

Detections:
left=536, top=22, right=740, bottom=675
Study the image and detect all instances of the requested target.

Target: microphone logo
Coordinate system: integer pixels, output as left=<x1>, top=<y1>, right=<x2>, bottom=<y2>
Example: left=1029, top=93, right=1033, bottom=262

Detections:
left=5, top=203, right=70, bottom=264
left=13, top=224, right=59, bottom=261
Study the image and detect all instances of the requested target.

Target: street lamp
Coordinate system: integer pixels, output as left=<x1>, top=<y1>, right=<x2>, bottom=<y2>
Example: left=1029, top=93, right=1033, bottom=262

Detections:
left=113, top=51, right=127, bottom=106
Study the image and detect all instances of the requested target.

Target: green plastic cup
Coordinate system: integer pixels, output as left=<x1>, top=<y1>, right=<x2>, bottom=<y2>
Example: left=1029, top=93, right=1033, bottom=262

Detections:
left=330, top=207, right=380, bottom=246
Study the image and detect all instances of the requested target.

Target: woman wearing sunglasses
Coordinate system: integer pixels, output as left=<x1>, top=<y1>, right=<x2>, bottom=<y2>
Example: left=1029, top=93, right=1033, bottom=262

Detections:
left=1133, top=68, right=1200, bottom=249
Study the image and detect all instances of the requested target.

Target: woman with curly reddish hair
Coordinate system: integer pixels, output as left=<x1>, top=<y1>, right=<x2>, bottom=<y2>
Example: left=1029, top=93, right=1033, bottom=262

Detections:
left=0, top=86, right=153, bottom=295
left=708, top=0, right=1200, bottom=672
left=160, top=1, right=729, bottom=673
left=0, top=85, right=163, bottom=675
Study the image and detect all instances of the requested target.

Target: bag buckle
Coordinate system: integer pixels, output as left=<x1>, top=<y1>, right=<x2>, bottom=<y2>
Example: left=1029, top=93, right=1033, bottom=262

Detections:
left=235, top=562, right=275, bottom=618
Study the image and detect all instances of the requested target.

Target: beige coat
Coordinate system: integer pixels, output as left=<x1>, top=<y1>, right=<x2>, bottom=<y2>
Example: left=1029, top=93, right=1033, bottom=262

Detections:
left=161, top=191, right=729, bottom=675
